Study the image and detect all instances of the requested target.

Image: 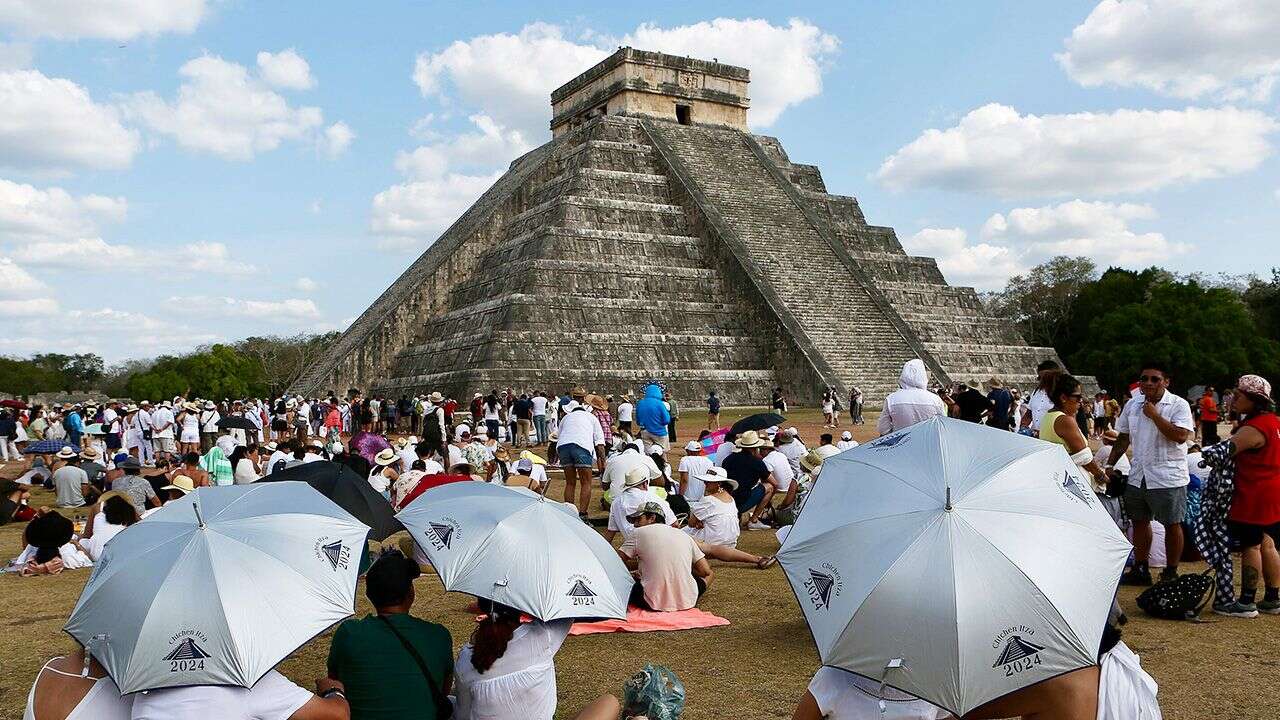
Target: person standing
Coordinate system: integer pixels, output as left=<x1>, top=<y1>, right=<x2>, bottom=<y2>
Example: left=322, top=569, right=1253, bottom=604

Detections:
left=556, top=389, right=606, bottom=520
left=665, top=394, right=679, bottom=443
left=513, top=394, right=534, bottom=448
left=986, top=378, right=1013, bottom=430
left=1021, top=360, right=1061, bottom=436
left=198, top=401, right=221, bottom=453
left=63, top=404, right=84, bottom=450
left=1107, top=362, right=1194, bottom=585
left=706, top=391, right=720, bottom=430
left=615, top=394, right=634, bottom=435
left=531, top=391, right=549, bottom=445
left=849, top=386, right=864, bottom=425
left=1040, top=374, right=1108, bottom=489
left=954, top=380, right=993, bottom=423
left=635, top=383, right=671, bottom=451
left=1199, top=386, right=1220, bottom=445
left=150, top=401, right=177, bottom=465
left=876, top=359, right=946, bottom=436
left=1212, top=375, right=1280, bottom=618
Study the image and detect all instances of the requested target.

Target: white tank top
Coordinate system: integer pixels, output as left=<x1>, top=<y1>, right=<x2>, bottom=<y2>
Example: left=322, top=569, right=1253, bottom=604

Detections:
left=24, top=659, right=131, bottom=720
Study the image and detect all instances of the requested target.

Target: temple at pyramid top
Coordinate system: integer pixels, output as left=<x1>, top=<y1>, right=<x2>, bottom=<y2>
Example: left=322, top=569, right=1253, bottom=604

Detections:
left=296, top=48, right=1072, bottom=404
left=550, top=48, right=751, bottom=137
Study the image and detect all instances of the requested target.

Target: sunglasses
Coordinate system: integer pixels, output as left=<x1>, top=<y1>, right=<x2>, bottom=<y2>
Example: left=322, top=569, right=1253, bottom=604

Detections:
left=1139, top=375, right=1165, bottom=383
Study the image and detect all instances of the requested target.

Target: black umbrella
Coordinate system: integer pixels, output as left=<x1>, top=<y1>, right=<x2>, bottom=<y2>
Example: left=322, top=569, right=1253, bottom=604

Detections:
left=730, top=412, right=787, bottom=435
left=257, top=461, right=402, bottom=541
left=217, top=415, right=258, bottom=431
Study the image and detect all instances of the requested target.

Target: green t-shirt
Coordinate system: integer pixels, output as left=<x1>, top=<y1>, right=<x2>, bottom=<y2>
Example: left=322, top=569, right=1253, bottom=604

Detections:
left=327, top=612, right=454, bottom=720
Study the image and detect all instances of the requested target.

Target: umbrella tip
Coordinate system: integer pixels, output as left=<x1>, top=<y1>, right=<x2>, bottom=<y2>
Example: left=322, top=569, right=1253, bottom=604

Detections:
left=945, top=487, right=952, bottom=511
left=192, top=499, right=206, bottom=528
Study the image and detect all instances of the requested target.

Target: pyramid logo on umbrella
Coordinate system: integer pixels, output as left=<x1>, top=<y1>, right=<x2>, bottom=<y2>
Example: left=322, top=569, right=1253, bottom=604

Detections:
left=429, top=522, right=454, bottom=549
left=992, top=635, right=1045, bottom=667
left=1061, top=472, right=1093, bottom=506
left=320, top=541, right=345, bottom=570
left=163, top=638, right=212, bottom=662
left=567, top=579, right=597, bottom=598
left=808, top=569, right=836, bottom=609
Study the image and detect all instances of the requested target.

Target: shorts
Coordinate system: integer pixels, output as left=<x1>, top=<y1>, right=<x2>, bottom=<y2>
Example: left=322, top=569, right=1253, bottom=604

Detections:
left=153, top=436, right=177, bottom=454
left=640, top=430, right=668, bottom=451
left=558, top=443, right=594, bottom=468
left=629, top=576, right=706, bottom=611
left=1227, top=519, right=1280, bottom=548
left=735, top=484, right=766, bottom=514
left=1123, top=482, right=1187, bottom=525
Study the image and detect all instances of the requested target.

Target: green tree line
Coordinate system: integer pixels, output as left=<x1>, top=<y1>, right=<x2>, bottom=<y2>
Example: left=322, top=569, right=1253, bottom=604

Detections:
left=988, top=257, right=1280, bottom=394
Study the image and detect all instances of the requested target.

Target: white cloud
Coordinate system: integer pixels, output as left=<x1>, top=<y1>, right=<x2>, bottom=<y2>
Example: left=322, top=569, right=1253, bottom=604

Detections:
left=177, top=296, right=321, bottom=320
left=11, top=238, right=256, bottom=275
left=256, top=49, right=314, bottom=90
left=320, top=121, right=354, bottom=158
left=371, top=114, right=530, bottom=250
left=0, top=0, right=207, bottom=40
left=0, top=41, right=31, bottom=70
left=981, top=200, right=1190, bottom=267
left=1058, top=0, right=1280, bottom=102
left=294, top=276, right=317, bottom=292
left=126, top=54, right=324, bottom=160
left=903, top=227, right=1024, bottom=291
left=876, top=103, right=1277, bottom=198
left=0, top=178, right=126, bottom=240
left=413, top=22, right=608, bottom=141
left=0, top=69, right=139, bottom=174
left=0, top=256, right=58, bottom=315
left=413, top=18, right=838, bottom=141
left=0, top=307, right=217, bottom=359
left=308, top=199, right=322, bottom=214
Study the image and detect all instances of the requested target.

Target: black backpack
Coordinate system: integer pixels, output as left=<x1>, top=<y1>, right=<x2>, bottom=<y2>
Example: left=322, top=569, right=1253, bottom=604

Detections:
left=1136, top=569, right=1215, bottom=620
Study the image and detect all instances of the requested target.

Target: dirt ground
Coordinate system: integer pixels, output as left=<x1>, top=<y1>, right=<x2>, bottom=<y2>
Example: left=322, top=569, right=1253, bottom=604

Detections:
left=0, top=407, right=1276, bottom=719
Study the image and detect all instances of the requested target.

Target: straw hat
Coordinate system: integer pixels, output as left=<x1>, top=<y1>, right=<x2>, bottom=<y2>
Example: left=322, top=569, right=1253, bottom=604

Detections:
left=182, top=401, right=199, bottom=412
left=696, top=465, right=737, bottom=492
left=56, top=447, right=78, bottom=459
left=799, top=449, right=826, bottom=472
left=623, top=466, right=650, bottom=489
left=79, top=447, right=101, bottom=461
left=494, top=447, right=510, bottom=462
left=429, top=391, right=444, bottom=403
left=394, top=436, right=409, bottom=449
left=161, top=475, right=195, bottom=494
left=374, top=448, right=399, bottom=467
left=585, top=394, right=609, bottom=411
left=570, top=386, right=587, bottom=399
left=734, top=430, right=767, bottom=449
left=204, top=400, right=216, bottom=410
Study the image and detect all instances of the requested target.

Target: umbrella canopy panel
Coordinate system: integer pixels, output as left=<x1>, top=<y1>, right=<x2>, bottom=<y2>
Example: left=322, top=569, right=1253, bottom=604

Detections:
left=398, top=482, right=633, bottom=621
left=65, top=483, right=369, bottom=694
left=729, top=412, right=786, bottom=435
left=777, top=417, right=1131, bottom=716
left=258, top=461, right=402, bottom=541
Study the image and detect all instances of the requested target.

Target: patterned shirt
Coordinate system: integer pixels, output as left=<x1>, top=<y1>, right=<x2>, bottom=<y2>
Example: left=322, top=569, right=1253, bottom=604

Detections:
left=593, top=409, right=614, bottom=447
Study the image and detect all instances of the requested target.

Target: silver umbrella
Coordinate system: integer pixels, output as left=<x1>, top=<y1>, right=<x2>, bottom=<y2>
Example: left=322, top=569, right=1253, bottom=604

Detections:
left=398, top=482, right=633, bottom=620
left=777, top=417, right=1131, bottom=716
left=65, top=482, right=369, bottom=693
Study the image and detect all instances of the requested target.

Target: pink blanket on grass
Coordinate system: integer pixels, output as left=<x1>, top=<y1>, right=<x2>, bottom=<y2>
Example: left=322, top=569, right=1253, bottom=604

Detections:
left=568, top=606, right=730, bottom=636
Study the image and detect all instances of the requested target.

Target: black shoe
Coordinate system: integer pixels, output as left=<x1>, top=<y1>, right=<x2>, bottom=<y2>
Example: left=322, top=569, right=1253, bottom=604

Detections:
left=1120, top=567, right=1153, bottom=586
left=1159, top=567, right=1178, bottom=583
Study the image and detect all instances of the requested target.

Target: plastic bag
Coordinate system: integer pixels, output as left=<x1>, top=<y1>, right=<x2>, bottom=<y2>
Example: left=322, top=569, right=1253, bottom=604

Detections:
left=622, top=664, right=685, bottom=720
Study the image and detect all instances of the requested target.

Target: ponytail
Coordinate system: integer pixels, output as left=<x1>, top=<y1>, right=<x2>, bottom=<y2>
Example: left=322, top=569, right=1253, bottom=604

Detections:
left=469, top=600, right=521, bottom=673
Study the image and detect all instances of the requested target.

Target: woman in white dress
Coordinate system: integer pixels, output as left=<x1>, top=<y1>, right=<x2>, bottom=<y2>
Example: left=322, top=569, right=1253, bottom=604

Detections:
left=683, top=467, right=776, bottom=568
left=177, top=402, right=201, bottom=455
left=454, top=600, right=574, bottom=720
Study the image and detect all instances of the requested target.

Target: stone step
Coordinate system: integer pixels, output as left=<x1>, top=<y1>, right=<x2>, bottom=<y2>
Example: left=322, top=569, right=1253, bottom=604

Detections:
left=530, top=167, right=671, bottom=206
left=374, top=367, right=780, bottom=404
left=475, top=225, right=708, bottom=268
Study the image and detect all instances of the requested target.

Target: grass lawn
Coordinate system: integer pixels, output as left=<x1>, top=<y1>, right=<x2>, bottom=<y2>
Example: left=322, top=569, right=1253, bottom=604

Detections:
left=0, top=407, right=1275, bottom=718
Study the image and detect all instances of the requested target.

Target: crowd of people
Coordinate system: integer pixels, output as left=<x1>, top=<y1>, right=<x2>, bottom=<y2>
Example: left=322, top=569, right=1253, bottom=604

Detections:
left=2, top=354, right=1277, bottom=719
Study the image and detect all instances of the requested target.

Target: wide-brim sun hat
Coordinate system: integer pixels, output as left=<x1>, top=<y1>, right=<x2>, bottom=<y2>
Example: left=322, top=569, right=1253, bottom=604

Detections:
left=623, top=466, right=650, bottom=489
left=429, top=392, right=443, bottom=403
left=585, top=394, right=609, bottom=411
left=800, top=449, right=826, bottom=472
left=204, top=401, right=216, bottom=409
left=494, top=447, right=510, bottom=462
left=374, top=449, right=399, bottom=466
left=161, top=475, right=195, bottom=494
left=697, top=466, right=737, bottom=491
left=79, top=448, right=100, bottom=461
left=571, top=386, right=588, bottom=398
left=182, top=402, right=199, bottom=412
left=734, top=430, right=766, bottom=449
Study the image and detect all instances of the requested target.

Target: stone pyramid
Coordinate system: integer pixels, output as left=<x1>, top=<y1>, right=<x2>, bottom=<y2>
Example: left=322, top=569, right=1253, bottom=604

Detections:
left=297, top=48, right=1061, bottom=404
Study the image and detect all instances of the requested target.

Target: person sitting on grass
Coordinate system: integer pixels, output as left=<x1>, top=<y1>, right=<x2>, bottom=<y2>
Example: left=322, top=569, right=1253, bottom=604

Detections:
left=73, top=495, right=137, bottom=561
left=791, top=665, right=951, bottom=720
left=720, top=430, right=775, bottom=530
left=683, top=467, right=776, bottom=570
left=1, top=479, right=30, bottom=525
left=453, top=599, right=573, bottom=720
left=618, top=501, right=714, bottom=611
left=23, top=646, right=133, bottom=720
left=327, top=550, right=453, bottom=720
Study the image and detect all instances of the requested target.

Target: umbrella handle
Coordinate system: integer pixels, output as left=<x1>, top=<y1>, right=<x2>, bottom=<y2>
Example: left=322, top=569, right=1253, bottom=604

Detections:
left=83, top=633, right=108, bottom=677
left=878, top=658, right=903, bottom=716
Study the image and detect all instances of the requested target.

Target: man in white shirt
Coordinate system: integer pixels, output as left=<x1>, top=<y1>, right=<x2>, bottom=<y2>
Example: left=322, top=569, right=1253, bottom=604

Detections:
left=677, top=441, right=713, bottom=501
left=1107, top=362, right=1194, bottom=585
left=761, top=442, right=795, bottom=513
left=150, top=401, right=177, bottom=463
left=530, top=392, right=550, bottom=444
left=199, top=401, right=221, bottom=453
left=605, top=467, right=676, bottom=545
left=137, top=401, right=155, bottom=466
left=775, top=428, right=807, bottom=478
left=616, top=394, right=635, bottom=433
left=555, top=391, right=606, bottom=518
left=618, top=501, right=713, bottom=612
left=876, top=359, right=946, bottom=436
left=602, top=443, right=656, bottom=501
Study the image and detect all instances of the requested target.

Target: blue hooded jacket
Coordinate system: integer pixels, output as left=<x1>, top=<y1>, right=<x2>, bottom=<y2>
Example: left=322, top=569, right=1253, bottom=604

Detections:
left=635, top=383, right=671, bottom=436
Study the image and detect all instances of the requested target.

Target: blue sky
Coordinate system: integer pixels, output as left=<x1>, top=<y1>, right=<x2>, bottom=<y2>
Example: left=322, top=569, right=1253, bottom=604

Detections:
left=1, top=1, right=1277, bottom=363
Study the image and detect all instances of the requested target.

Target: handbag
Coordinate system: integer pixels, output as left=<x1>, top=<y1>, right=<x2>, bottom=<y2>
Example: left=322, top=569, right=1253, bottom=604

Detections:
left=1135, top=569, right=1215, bottom=620
left=377, top=615, right=453, bottom=719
